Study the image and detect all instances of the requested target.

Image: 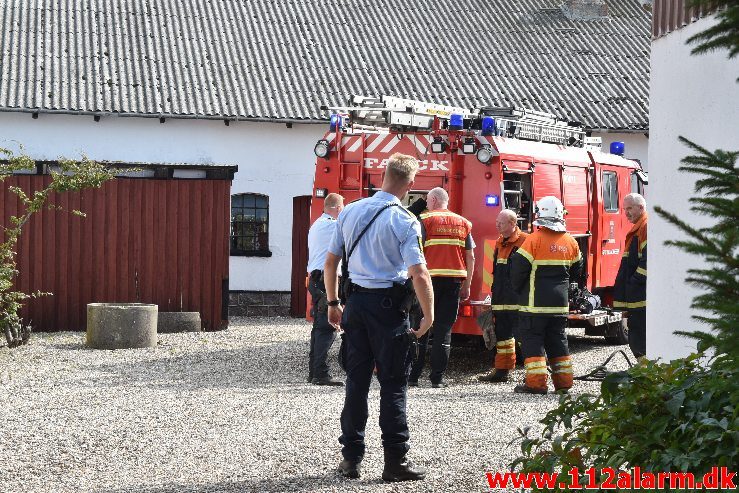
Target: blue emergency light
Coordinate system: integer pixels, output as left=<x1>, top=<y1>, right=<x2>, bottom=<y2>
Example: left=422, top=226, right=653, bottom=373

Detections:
left=485, top=194, right=500, bottom=207
left=610, top=141, right=625, bottom=156
left=330, top=114, right=342, bottom=131
left=481, top=116, right=496, bottom=136
left=449, top=113, right=464, bottom=130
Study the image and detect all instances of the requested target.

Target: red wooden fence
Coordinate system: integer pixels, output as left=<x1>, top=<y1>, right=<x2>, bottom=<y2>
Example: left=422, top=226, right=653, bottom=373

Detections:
left=0, top=175, right=231, bottom=331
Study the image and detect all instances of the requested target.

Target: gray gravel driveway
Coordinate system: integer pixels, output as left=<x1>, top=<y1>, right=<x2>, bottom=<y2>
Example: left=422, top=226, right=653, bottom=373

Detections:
left=0, top=317, right=631, bottom=493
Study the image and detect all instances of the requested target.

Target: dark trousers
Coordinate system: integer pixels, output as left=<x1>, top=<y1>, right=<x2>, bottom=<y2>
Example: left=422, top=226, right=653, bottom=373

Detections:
left=339, top=291, right=413, bottom=463
left=494, top=311, right=519, bottom=341
left=409, top=277, right=461, bottom=384
left=519, top=316, right=569, bottom=360
left=309, top=311, right=337, bottom=380
left=308, top=275, right=337, bottom=380
left=628, top=309, right=646, bottom=358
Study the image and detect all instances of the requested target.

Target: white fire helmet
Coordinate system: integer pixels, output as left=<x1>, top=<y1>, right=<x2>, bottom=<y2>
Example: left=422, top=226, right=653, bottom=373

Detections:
left=533, top=196, right=567, bottom=232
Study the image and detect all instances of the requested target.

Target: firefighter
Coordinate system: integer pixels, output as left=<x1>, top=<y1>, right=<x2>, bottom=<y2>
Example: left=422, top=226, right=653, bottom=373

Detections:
left=479, top=209, right=528, bottom=383
left=510, top=196, right=583, bottom=395
left=408, top=187, right=475, bottom=388
left=613, top=193, right=648, bottom=359
left=306, top=192, right=345, bottom=386
left=324, top=153, right=434, bottom=482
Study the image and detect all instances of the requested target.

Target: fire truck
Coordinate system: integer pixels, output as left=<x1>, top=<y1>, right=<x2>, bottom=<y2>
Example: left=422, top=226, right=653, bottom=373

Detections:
left=309, top=95, right=647, bottom=344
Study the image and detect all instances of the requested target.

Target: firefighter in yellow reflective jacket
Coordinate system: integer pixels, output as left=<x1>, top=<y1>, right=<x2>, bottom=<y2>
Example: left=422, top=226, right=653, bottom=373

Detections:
left=479, top=209, right=527, bottom=383
left=409, top=187, right=475, bottom=388
left=613, top=193, right=648, bottom=358
left=510, top=196, right=583, bottom=395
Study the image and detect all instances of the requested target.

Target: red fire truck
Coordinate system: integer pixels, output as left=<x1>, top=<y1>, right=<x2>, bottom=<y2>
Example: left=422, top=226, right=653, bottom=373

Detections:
left=309, top=96, right=647, bottom=344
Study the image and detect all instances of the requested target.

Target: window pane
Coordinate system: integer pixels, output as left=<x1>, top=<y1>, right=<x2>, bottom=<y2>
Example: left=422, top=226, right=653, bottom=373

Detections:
left=237, top=236, right=256, bottom=251
left=603, top=172, right=618, bottom=212
left=610, top=175, right=619, bottom=210
left=230, top=193, right=270, bottom=255
left=631, top=173, right=640, bottom=194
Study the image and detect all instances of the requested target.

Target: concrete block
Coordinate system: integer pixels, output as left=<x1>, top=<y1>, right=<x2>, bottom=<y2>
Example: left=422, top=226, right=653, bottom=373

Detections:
left=158, top=312, right=202, bottom=333
left=87, top=303, right=158, bottom=349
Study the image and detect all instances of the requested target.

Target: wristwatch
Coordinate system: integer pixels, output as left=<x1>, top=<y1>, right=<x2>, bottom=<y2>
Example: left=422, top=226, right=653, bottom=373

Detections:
left=327, top=299, right=341, bottom=307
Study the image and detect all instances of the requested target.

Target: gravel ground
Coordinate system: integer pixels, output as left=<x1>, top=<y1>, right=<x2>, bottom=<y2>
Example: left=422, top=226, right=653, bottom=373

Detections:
left=0, top=317, right=632, bottom=493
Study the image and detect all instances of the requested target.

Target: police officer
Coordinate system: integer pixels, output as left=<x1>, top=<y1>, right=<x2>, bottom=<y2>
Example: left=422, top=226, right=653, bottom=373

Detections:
left=613, top=193, right=648, bottom=359
left=324, top=153, right=434, bottom=482
left=409, top=187, right=475, bottom=388
left=306, top=193, right=345, bottom=386
left=510, top=196, right=583, bottom=395
left=479, top=209, right=528, bottom=383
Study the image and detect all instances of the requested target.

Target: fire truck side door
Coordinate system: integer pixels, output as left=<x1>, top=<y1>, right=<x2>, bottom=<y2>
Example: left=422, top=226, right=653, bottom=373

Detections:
left=597, top=166, right=627, bottom=286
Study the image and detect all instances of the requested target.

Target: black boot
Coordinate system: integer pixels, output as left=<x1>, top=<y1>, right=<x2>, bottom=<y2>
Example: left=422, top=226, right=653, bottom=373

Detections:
left=338, top=458, right=361, bottom=479
left=382, top=457, right=427, bottom=482
left=478, top=369, right=509, bottom=382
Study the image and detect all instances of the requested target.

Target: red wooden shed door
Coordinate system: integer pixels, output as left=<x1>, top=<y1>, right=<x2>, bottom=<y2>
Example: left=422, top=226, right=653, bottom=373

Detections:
left=290, top=195, right=312, bottom=317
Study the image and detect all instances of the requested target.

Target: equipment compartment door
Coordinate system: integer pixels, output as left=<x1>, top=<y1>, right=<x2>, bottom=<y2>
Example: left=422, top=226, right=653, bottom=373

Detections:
left=561, top=166, right=589, bottom=235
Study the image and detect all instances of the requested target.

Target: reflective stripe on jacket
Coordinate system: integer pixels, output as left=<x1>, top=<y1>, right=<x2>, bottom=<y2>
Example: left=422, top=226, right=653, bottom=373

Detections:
left=491, top=227, right=528, bottom=312
left=510, top=228, right=583, bottom=317
left=613, top=213, right=647, bottom=310
left=420, top=209, right=471, bottom=278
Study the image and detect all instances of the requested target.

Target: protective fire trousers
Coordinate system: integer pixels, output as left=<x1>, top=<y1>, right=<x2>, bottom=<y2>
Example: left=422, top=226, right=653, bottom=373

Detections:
left=409, top=277, right=461, bottom=384
left=628, top=309, right=646, bottom=358
left=339, top=291, right=414, bottom=463
left=520, top=316, right=573, bottom=391
left=493, top=311, right=519, bottom=370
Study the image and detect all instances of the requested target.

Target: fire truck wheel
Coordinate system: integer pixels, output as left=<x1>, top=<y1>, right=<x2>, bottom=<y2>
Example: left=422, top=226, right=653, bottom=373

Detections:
left=604, top=318, right=629, bottom=345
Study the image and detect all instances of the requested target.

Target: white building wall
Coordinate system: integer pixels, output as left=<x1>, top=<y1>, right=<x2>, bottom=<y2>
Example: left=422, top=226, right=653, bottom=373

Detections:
left=0, top=112, right=325, bottom=291
left=648, top=15, right=739, bottom=360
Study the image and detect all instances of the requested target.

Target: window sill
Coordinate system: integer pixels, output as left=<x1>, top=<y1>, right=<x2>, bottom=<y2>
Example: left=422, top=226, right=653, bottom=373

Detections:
left=230, top=251, right=273, bottom=258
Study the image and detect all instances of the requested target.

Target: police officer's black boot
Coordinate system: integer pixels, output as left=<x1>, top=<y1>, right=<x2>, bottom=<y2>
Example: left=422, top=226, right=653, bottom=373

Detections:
left=338, top=458, right=361, bottom=479
left=382, top=456, right=427, bottom=482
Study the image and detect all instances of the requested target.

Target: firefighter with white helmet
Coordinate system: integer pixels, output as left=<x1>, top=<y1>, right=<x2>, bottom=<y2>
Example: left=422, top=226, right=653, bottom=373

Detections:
left=509, top=196, right=583, bottom=394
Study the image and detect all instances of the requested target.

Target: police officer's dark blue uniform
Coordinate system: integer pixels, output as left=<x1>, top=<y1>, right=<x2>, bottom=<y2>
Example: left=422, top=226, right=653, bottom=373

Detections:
left=323, top=154, right=434, bottom=482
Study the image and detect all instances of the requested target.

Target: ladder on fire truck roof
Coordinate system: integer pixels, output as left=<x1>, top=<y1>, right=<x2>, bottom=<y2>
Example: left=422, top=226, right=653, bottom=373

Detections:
left=325, top=95, right=595, bottom=148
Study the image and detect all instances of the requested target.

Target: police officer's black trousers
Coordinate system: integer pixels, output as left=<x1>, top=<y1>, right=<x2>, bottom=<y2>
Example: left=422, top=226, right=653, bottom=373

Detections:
left=628, top=309, right=646, bottom=358
left=308, top=276, right=337, bottom=380
left=309, top=311, right=337, bottom=380
left=519, top=315, right=569, bottom=360
left=409, top=277, right=460, bottom=384
left=339, top=291, right=413, bottom=463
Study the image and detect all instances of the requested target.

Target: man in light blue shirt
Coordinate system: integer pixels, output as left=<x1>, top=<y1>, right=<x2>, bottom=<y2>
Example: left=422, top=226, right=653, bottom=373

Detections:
left=324, top=153, right=434, bottom=482
left=306, top=193, right=344, bottom=386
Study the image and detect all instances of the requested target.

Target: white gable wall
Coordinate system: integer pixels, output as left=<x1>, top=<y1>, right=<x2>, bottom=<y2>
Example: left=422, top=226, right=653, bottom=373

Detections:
left=648, top=14, right=739, bottom=360
left=0, top=112, right=323, bottom=291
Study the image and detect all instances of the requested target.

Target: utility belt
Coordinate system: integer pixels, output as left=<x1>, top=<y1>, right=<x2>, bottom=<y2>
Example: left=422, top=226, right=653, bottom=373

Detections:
left=347, top=279, right=415, bottom=315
